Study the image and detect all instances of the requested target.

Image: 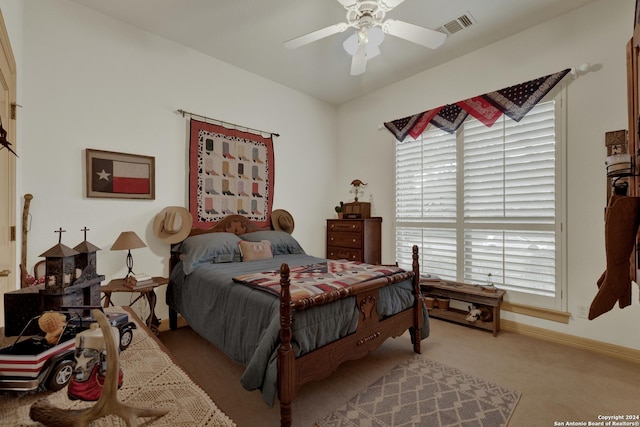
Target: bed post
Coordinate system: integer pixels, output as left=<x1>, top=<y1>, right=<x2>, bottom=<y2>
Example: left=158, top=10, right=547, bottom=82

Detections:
left=412, top=245, right=422, bottom=354
left=278, top=263, right=294, bottom=427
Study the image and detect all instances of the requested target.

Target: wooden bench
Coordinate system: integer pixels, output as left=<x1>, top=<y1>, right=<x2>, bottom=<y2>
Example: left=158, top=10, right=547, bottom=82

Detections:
left=420, top=280, right=505, bottom=336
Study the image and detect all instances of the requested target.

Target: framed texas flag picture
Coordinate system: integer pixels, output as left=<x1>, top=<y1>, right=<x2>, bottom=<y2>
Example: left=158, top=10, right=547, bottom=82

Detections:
left=86, top=149, right=155, bottom=199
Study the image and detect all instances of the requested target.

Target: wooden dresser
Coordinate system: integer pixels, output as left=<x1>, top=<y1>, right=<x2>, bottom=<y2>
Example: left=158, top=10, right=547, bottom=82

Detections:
left=326, top=218, right=382, bottom=264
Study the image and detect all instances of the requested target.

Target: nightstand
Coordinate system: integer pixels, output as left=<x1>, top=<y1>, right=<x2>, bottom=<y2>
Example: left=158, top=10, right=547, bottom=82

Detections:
left=101, top=276, right=168, bottom=334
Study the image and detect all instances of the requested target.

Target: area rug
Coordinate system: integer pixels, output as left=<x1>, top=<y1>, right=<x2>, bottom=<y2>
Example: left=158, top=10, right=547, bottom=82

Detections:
left=317, top=355, right=520, bottom=427
left=0, top=307, right=235, bottom=427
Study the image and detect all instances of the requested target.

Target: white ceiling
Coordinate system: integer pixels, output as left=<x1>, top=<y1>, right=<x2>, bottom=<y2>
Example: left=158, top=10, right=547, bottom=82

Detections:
left=66, top=0, right=600, bottom=105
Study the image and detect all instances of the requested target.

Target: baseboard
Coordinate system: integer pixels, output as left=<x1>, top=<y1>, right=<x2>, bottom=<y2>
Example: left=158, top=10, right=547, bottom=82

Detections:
left=502, top=319, right=640, bottom=364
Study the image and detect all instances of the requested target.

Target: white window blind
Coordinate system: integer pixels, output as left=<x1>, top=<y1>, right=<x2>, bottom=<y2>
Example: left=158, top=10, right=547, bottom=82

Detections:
left=395, top=97, right=564, bottom=308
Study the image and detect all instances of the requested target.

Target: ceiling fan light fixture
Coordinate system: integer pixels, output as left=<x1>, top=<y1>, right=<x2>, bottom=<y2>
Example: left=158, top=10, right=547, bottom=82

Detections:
left=284, top=0, right=445, bottom=76
left=343, top=26, right=384, bottom=58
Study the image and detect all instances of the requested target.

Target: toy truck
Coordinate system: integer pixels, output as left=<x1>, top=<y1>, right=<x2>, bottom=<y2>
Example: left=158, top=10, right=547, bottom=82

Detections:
left=0, top=310, right=135, bottom=392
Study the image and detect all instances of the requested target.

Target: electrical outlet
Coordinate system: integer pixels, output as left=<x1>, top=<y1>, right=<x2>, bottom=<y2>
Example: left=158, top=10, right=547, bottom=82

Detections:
left=576, top=304, right=589, bottom=319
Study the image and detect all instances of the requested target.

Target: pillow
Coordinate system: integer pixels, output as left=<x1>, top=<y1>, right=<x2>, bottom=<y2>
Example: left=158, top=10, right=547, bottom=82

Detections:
left=239, top=240, right=274, bottom=261
left=241, top=230, right=305, bottom=255
left=177, top=232, right=242, bottom=275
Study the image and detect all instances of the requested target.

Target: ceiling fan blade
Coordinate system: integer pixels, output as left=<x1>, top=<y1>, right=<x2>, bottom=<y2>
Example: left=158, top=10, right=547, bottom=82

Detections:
left=383, top=19, right=446, bottom=49
left=284, top=23, right=348, bottom=49
left=379, top=0, right=407, bottom=10
left=336, top=0, right=357, bottom=7
left=350, top=42, right=367, bottom=76
left=367, top=44, right=381, bottom=58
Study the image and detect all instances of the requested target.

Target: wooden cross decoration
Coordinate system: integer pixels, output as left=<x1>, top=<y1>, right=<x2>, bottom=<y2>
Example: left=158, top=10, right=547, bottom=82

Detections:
left=54, top=227, right=66, bottom=244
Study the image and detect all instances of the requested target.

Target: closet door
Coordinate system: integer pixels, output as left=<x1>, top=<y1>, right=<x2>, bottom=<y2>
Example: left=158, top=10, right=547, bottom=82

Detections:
left=0, top=9, right=17, bottom=328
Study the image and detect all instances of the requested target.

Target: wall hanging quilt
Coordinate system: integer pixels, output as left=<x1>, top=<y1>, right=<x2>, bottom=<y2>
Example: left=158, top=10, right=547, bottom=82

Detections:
left=189, top=119, right=274, bottom=229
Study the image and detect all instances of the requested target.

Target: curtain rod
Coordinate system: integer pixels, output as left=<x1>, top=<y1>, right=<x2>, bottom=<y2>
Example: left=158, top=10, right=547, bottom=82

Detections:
left=177, top=109, right=280, bottom=138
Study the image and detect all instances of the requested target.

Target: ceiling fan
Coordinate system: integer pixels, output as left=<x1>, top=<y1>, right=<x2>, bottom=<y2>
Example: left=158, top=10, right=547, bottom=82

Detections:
left=284, top=0, right=447, bottom=76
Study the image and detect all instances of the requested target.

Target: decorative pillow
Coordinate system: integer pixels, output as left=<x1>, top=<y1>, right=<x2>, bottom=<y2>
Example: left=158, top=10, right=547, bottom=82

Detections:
left=241, top=230, right=305, bottom=255
left=176, top=233, right=242, bottom=275
left=239, top=240, right=274, bottom=261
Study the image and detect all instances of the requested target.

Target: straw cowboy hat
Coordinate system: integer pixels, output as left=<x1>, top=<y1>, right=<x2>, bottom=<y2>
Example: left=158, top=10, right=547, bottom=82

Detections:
left=153, top=206, right=193, bottom=244
left=271, top=209, right=294, bottom=234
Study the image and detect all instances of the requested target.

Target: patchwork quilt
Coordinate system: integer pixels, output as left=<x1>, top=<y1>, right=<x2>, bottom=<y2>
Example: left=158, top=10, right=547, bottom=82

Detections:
left=233, top=260, right=404, bottom=302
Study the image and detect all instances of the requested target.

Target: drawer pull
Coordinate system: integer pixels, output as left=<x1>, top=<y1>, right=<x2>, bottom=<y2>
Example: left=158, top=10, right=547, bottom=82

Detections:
left=352, top=239, right=356, bottom=243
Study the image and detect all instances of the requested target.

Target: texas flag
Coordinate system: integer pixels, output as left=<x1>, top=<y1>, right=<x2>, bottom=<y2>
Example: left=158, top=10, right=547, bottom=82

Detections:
left=91, top=158, right=150, bottom=194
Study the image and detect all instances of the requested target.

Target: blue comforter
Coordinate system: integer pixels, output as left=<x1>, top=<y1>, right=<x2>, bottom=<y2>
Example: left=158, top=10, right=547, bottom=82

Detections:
left=167, top=254, right=429, bottom=406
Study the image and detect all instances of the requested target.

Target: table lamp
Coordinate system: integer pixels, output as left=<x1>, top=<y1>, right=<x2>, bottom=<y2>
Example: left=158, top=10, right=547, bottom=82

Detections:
left=111, top=231, right=146, bottom=280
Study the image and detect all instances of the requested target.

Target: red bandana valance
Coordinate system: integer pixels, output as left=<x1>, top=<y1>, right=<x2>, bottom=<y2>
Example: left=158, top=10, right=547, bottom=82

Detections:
left=384, top=69, right=570, bottom=142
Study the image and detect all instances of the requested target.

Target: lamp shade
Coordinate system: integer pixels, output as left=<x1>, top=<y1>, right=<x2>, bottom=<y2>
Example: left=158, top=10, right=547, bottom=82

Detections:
left=111, top=231, right=146, bottom=251
left=343, top=26, right=384, bottom=58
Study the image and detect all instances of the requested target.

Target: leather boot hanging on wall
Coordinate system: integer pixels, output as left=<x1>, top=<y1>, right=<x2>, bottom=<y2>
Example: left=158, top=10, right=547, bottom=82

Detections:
left=589, top=195, right=640, bottom=319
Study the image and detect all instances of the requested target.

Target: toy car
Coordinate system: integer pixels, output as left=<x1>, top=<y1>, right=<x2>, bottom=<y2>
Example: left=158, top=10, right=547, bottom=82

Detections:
left=68, top=311, right=136, bottom=351
left=0, top=310, right=136, bottom=392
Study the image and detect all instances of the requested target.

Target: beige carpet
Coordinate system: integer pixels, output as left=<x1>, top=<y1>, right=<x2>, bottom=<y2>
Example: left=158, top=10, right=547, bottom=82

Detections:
left=316, top=355, right=520, bottom=427
left=160, top=318, right=640, bottom=427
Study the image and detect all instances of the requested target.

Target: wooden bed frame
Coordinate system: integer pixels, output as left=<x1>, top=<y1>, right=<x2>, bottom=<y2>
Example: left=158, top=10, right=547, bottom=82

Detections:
left=168, top=214, right=423, bottom=427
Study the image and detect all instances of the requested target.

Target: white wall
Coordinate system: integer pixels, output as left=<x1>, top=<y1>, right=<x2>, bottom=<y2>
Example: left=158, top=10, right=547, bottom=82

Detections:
left=9, top=0, right=639, bottom=351
left=337, top=0, right=638, bottom=350
left=18, top=0, right=339, bottom=319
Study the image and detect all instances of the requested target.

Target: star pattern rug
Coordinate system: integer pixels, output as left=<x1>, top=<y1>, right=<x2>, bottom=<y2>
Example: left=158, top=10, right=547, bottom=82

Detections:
left=317, top=355, right=520, bottom=427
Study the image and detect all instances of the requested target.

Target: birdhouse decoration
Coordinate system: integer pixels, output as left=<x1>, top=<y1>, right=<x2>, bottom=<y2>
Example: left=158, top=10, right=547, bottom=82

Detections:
left=39, top=227, right=79, bottom=291
left=74, top=227, right=100, bottom=281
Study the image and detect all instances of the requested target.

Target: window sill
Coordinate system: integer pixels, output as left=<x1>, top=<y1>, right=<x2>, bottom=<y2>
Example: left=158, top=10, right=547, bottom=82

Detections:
left=501, top=301, right=570, bottom=324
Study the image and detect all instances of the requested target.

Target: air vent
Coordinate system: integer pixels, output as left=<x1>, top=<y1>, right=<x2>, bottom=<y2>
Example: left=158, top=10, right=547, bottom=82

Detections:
left=437, top=11, right=476, bottom=36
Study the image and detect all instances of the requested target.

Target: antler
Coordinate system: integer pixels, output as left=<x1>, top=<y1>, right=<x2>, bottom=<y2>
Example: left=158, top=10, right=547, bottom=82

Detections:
left=30, top=310, right=169, bottom=426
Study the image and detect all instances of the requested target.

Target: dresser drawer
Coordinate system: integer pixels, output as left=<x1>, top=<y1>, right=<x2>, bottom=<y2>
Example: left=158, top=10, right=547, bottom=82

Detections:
left=325, top=218, right=382, bottom=264
left=327, top=246, right=362, bottom=261
left=327, top=232, right=362, bottom=248
left=327, top=221, right=363, bottom=233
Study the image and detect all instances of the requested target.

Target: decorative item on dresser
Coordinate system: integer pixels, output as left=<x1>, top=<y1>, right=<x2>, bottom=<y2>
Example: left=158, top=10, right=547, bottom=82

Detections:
left=326, top=217, right=382, bottom=264
left=342, top=179, right=371, bottom=219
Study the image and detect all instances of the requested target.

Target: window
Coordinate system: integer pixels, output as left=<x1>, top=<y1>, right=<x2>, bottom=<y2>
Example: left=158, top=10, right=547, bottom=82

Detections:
left=395, top=92, right=565, bottom=309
